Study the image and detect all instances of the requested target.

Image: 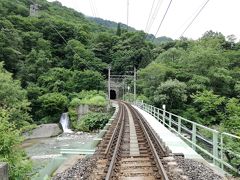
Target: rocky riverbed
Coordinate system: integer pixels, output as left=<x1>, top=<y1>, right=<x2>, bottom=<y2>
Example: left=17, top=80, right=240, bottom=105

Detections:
left=22, top=131, right=97, bottom=176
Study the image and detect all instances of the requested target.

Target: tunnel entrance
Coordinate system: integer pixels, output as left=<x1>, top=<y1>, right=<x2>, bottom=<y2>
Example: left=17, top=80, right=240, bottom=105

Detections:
left=110, top=90, right=116, bottom=99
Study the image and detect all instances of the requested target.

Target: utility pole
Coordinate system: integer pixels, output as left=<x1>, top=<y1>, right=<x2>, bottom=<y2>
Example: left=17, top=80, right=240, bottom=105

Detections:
left=127, top=0, right=129, bottom=30
left=134, top=66, right=136, bottom=102
left=108, top=65, right=111, bottom=102
left=123, top=79, right=125, bottom=101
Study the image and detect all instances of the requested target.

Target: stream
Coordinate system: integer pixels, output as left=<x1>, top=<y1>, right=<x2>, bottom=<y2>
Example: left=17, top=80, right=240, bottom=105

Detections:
left=22, top=132, right=96, bottom=176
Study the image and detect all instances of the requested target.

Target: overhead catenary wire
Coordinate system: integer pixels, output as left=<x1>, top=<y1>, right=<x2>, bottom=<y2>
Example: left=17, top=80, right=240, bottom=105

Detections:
left=145, top=0, right=156, bottom=32
left=49, top=22, right=93, bottom=70
left=180, top=0, right=210, bottom=37
left=127, top=0, right=129, bottom=30
left=154, top=0, right=173, bottom=37
left=92, top=0, right=99, bottom=17
left=145, top=0, right=164, bottom=34
left=89, top=0, right=98, bottom=17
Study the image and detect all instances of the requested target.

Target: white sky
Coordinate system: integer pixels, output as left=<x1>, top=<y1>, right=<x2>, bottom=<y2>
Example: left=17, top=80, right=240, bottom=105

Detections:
left=47, top=0, right=240, bottom=41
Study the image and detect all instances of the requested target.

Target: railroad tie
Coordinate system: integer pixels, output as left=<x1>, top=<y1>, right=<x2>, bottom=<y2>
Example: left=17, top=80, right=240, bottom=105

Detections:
left=126, top=106, right=140, bottom=156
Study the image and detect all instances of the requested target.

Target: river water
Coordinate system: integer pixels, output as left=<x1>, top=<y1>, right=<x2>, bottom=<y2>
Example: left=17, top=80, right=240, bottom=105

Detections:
left=22, top=132, right=96, bottom=176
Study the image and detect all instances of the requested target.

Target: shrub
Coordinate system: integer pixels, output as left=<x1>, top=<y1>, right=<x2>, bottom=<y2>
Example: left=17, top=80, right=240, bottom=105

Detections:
left=74, top=112, right=110, bottom=132
left=0, top=108, right=32, bottom=179
left=80, top=95, right=107, bottom=107
left=37, top=93, right=68, bottom=123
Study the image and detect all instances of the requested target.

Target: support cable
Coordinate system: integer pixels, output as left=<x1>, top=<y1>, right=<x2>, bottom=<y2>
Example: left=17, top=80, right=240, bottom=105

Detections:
left=180, top=0, right=210, bottom=37
left=127, top=0, right=129, bottom=30
left=89, top=0, right=96, bottom=17
left=91, top=0, right=98, bottom=17
left=49, top=23, right=93, bottom=70
left=145, top=0, right=156, bottom=32
left=154, top=0, right=173, bottom=37
left=146, top=0, right=163, bottom=34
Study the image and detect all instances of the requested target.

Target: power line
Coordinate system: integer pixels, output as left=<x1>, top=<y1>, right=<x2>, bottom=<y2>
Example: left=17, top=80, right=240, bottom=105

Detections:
left=91, top=0, right=98, bottom=17
left=89, top=0, right=97, bottom=17
left=145, top=0, right=156, bottom=32
left=180, top=0, right=210, bottom=37
left=49, top=22, right=93, bottom=70
left=145, top=0, right=163, bottom=34
left=154, top=0, right=173, bottom=37
left=127, top=0, right=129, bottom=30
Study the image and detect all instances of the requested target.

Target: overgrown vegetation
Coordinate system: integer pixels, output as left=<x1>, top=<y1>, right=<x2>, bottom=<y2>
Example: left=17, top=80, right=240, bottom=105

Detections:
left=0, top=0, right=240, bottom=178
left=138, top=32, right=240, bottom=135
left=74, top=112, right=110, bottom=132
left=0, top=109, right=32, bottom=179
left=68, top=90, right=108, bottom=130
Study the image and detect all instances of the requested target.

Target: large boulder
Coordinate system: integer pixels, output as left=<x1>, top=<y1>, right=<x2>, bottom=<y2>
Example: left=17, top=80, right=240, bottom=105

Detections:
left=24, top=124, right=62, bottom=139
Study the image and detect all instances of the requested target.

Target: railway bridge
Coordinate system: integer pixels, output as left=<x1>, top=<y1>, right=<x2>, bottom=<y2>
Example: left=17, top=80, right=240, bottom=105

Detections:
left=33, top=100, right=240, bottom=179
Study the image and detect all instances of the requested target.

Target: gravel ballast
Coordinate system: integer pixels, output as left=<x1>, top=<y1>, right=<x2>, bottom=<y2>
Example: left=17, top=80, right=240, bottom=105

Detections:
left=175, top=156, right=223, bottom=180
left=52, top=156, right=96, bottom=180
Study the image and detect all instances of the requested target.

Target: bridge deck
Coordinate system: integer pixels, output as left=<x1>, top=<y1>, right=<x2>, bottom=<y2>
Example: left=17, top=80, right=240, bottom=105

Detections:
left=133, top=105, right=204, bottom=160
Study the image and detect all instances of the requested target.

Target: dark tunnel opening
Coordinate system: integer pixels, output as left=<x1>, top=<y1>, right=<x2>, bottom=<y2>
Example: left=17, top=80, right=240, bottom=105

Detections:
left=110, top=90, right=116, bottom=99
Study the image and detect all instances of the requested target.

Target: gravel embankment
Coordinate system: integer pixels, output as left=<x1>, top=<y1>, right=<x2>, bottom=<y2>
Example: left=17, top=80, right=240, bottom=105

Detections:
left=52, top=156, right=97, bottom=180
left=175, top=156, right=223, bottom=180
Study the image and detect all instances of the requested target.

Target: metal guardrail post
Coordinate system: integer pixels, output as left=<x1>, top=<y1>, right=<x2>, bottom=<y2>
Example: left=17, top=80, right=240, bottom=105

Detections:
left=169, top=113, right=172, bottom=128
left=192, top=123, right=197, bottom=150
left=153, top=106, right=156, bottom=117
left=178, top=117, right=181, bottom=134
left=213, top=131, right=219, bottom=165
left=163, top=107, right=166, bottom=125
left=220, top=133, right=224, bottom=169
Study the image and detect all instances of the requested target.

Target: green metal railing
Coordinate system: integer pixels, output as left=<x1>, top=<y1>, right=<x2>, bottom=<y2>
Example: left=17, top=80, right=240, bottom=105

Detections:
left=134, top=101, right=240, bottom=175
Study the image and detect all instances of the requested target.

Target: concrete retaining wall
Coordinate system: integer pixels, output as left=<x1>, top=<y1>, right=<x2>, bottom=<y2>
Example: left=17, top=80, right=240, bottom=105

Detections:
left=0, top=163, right=8, bottom=180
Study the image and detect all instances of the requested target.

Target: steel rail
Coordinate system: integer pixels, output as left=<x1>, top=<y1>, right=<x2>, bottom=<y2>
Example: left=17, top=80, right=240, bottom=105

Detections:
left=128, top=103, right=169, bottom=180
left=104, top=104, right=123, bottom=155
left=138, top=109, right=170, bottom=156
left=105, top=102, right=126, bottom=180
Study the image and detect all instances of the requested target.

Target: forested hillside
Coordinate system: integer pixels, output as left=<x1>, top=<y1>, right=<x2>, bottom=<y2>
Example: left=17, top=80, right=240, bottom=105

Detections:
left=138, top=31, right=240, bottom=135
left=0, top=0, right=155, bottom=125
left=1, top=0, right=240, bottom=178
left=0, top=0, right=155, bottom=178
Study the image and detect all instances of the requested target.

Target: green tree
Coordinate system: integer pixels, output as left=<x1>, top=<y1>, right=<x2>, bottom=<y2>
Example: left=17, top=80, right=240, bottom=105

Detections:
left=37, top=67, right=73, bottom=93
left=0, top=62, right=32, bottom=129
left=222, top=98, right=240, bottom=135
left=0, top=108, right=32, bottom=179
left=138, top=62, right=175, bottom=101
left=153, top=79, right=187, bottom=111
left=191, top=90, right=225, bottom=125
left=37, top=92, right=68, bottom=123
left=19, top=49, right=52, bottom=85
left=72, top=70, right=104, bottom=91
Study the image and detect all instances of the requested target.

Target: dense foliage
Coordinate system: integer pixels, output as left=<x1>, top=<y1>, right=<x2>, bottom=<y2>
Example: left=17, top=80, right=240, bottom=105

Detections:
left=0, top=0, right=155, bottom=124
left=0, top=109, right=32, bottom=179
left=1, top=0, right=240, bottom=178
left=74, top=112, right=110, bottom=132
left=138, top=31, right=240, bottom=135
left=68, top=90, right=108, bottom=130
left=0, top=0, right=155, bottom=178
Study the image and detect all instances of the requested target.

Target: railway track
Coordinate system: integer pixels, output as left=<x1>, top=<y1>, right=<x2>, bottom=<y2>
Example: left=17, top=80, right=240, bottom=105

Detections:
left=89, top=101, right=172, bottom=180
